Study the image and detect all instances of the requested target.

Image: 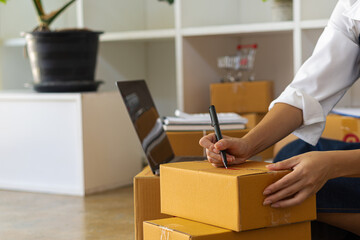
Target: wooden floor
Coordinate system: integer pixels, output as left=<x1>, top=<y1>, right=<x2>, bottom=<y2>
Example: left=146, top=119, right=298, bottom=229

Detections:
left=0, top=186, right=134, bottom=240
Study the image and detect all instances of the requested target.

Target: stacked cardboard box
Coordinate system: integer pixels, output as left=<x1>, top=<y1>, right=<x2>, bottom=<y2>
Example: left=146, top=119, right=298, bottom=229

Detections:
left=135, top=130, right=272, bottom=240
left=210, top=81, right=273, bottom=114
left=141, top=160, right=315, bottom=240
left=140, top=161, right=315, bottom=239
left=210, top=81, right=274, bottom=159
left=136, top=161, right=315, bottom=240
left=322, top=114, right=360, bottom=142
left=133, top=167, right=171, bottom=240
left=143, top=217, right=311, bottom=240
left=274, top=114, right=360, bottom=156
left=160, top=161, right=315, bottom=228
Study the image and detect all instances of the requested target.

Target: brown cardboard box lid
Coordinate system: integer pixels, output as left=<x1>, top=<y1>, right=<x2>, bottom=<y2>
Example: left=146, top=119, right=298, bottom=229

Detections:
left=143, top=217, right=311, bottom=240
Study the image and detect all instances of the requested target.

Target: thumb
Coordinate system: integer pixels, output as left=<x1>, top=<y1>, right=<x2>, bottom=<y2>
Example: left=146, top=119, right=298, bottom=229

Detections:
left=266, top=156, right=299, bottom=171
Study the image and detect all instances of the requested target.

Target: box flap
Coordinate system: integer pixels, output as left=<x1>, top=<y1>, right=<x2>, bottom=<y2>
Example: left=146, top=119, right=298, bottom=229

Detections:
left=145, top=218, right=231, bottom=237
left=135, top=166, right=156, bottom=179
left=161, top=160, right=270, bottom=177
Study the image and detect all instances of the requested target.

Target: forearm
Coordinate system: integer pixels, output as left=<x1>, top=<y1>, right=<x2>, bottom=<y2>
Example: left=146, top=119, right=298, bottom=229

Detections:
left=243, top=103, right=303, bottom=157
left=328, top=150, right=360, bottom=179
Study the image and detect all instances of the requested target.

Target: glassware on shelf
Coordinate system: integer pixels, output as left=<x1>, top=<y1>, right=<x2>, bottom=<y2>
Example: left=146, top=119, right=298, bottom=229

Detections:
left=236, top=44, right=258, bottom=82
left=217, top=44, right=258, bottom=83
left=217, top=56, right=240, bottom=82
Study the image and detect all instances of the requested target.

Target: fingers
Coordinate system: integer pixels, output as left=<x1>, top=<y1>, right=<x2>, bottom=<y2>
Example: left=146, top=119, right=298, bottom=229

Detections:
left=269, top=189, right=312, bottom=208
left=263, top=179, right=303, bottom=206
left=199, top=133, right=217, bottom=150
left=214, top=138, right=234, bottom=151
left=200, top=134, right=247, bottom=167
left=263, top=169, right=301, bottom=195
left=206, top=149, right=235, bottom=166
left=266, top=156, right=300, bottom=171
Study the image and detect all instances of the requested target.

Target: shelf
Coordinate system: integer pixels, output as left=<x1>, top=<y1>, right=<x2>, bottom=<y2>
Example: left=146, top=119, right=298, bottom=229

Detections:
left=2, top=38, right=26, bottom=47
left=181, top=21, right=295, bottom=37
left=300, top=19, right=328, bottom=30
left=1, top=19, right=328, bottom=47
left=100, top=29, right=176, bottom=42
left=1, top=29, right=176, bottom=47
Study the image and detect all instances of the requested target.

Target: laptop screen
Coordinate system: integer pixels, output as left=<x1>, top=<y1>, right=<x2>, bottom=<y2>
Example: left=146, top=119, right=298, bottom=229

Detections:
left=116, top=80, right=175, bottom=173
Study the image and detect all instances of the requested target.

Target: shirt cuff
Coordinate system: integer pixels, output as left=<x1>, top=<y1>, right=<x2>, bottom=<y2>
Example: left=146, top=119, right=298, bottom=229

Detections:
left=269, top=86, right=326, bottom=146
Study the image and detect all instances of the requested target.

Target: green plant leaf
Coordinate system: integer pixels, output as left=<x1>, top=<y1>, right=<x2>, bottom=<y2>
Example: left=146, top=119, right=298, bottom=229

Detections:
left=159, top=0, right=174, bottom=5
left=32, top=0, right=45, bottom=18
left=0, top=0, right=7, bottom=3
left=44, top=0, right=76, bottom=26
left=37, top=0, right=76, bottom=30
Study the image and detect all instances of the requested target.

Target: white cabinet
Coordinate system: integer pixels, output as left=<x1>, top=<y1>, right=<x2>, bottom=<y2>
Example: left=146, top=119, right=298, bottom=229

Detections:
left=0, top=91, right=143, bottom=195
left=0, top=0, right=356, bottom=116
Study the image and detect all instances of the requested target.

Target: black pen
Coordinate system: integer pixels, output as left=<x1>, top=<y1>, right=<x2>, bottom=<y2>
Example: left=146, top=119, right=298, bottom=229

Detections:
left=209, top=105, right=228, bottom=169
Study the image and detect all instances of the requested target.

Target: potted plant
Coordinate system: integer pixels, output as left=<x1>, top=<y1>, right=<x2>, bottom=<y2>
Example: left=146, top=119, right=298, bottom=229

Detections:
left=1, top=0, right=103, bottom=92
left=263, top=0, right=293, bottom=21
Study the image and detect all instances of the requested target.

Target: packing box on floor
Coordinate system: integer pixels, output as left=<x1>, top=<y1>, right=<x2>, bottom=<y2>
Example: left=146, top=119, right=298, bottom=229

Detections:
left=134, top=166, right=171, bottom=240
left=160, top=161, right=316, bottom=232
left=143, top=217, right=311, bottom=240
left=210, top=81, right=273, bottom=114
left=322, top=114, right=360, bottom=142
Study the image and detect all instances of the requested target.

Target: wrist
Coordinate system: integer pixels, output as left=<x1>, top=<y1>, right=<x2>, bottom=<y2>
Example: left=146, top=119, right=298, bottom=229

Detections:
left=327, top=150, right=360, bottom=179
left=241, top=131, right=265, bottom=158
left=326, top=151, right=343, bottom=179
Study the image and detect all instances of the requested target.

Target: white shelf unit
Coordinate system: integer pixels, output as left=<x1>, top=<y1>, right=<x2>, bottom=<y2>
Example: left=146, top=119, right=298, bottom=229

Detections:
left=1, top=0, right=356, bottom=116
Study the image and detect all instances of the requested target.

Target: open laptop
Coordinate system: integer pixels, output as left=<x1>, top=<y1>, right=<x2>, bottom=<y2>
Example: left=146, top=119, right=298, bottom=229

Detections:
left=116, top=80, right=205, bottom=175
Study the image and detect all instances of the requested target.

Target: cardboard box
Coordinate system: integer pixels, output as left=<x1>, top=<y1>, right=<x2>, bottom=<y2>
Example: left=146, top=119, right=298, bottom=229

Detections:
left=275, top=114, right=360, bottom=157
left=160, top=161, right=316, bottom=231
left=167, top=131, right=205, bottom=156
left=134, top=166, right=171, bottom=240
left=322, top=114, right=360, bottom=142
left=143, top=217, right=311, bottom=240
left=167, top=129, right=249, bottom=156
left=210, top=81, right=273, bottom=113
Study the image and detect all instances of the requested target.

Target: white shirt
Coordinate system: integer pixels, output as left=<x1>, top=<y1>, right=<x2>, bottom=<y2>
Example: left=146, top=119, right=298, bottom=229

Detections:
left=269, top=0, right=360, bottom=146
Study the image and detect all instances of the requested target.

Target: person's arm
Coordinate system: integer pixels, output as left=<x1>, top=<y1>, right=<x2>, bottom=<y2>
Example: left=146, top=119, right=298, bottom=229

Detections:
left=269, top=1, right=360, bottom=146
left=242, top=103, right=303, bottom=157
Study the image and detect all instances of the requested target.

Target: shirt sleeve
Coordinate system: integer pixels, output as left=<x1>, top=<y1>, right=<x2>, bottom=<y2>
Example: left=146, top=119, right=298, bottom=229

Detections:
left=269, top=0, right=360, bottom=146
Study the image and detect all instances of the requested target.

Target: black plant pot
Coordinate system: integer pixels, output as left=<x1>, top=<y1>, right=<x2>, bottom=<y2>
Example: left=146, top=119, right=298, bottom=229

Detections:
left=24, top=30, right=103, bottom=92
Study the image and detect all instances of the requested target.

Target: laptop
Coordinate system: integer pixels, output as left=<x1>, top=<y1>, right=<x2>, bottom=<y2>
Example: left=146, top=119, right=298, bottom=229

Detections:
left=116, top=80, right=205, bottom=175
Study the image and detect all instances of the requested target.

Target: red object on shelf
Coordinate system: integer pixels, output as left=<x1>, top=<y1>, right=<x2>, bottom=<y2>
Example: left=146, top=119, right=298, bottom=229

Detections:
left=237, top=44, right=258, bottom=50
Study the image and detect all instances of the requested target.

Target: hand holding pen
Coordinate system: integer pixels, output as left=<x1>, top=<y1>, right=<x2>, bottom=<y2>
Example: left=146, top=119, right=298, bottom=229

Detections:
left=209, top=105, right=228, bottom=168
left=199, top=106, right=249, bottom=167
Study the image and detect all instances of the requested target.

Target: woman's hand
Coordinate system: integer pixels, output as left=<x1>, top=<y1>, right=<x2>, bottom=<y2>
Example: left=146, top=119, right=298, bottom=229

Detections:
left=199, top=133, right=251, bottom=167
left=263, top=151, right=335, bottom=208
